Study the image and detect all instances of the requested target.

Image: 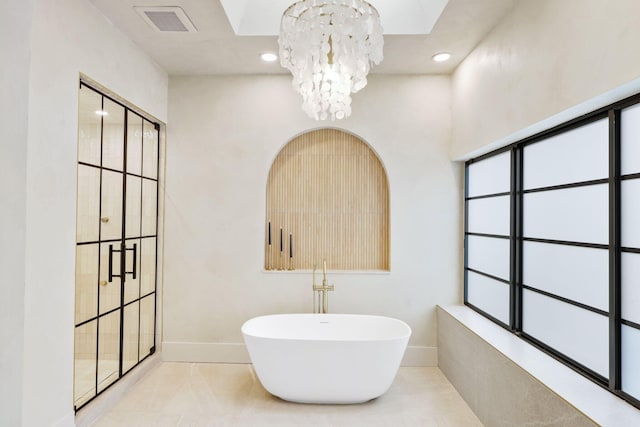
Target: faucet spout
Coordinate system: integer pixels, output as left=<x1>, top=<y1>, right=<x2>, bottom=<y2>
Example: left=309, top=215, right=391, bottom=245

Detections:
left=313, top=259, right=334, bottom=313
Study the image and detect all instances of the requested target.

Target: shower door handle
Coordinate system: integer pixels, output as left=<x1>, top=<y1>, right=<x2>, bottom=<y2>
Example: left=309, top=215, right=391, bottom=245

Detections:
left=108, top=243, right=136, bottom=281
left=125, top=243, right=137, bottom=279
left=108, top=244, right=122, bottom=282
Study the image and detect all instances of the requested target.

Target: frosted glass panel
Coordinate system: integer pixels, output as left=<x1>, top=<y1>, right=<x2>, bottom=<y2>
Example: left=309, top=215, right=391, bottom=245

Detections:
left=467, top=235, right=510, bottom=281
left=523, top=290, right=609, bottom=377
left=523, top=241, right=608, bottom=311
left=622, top=103, right=640, bottom=175
left=622, top=179, right=640, bottom=248
left=622, top=252, right=640, bottom=324
left=467, top=196, right=510, bottom=236
left=468, top=151, right=511, bottom=197
left=622, top=325, right=640, bottom=400
left=523, top=184, right=608, bottom=244
left=524, top=119, right=608, bottom=190
left=467, top=271, right=510, bottom=325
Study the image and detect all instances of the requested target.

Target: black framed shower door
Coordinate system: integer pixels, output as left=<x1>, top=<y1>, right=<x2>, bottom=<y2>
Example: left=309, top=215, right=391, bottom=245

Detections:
left=74, top=81, right=160, bottom=411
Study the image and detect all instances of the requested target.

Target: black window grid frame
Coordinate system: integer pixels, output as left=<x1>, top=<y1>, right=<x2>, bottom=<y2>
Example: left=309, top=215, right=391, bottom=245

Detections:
left=463, top=91, right=640, bottom=410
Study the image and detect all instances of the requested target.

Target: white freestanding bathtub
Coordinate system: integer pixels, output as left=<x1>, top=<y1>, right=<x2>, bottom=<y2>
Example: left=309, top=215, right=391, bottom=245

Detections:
left=241, top=313, right=411, bottom=404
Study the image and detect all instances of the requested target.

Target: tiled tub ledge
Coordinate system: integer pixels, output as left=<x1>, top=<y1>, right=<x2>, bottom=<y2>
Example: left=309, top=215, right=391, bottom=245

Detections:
left=437, top=305, right=640, bottom=427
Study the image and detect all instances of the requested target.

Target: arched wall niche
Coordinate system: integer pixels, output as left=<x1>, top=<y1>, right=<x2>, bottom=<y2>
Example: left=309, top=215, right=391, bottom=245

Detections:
left=265, top=128, right=390, bottom=271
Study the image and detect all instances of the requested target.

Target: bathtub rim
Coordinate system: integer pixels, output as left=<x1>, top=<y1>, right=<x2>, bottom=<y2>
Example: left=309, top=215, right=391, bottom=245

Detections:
left=241, top=313, right=412, bottom=343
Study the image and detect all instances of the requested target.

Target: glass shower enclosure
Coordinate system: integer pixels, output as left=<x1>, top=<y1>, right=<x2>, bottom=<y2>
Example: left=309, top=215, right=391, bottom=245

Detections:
left=74, top=82, right=159, bottom=410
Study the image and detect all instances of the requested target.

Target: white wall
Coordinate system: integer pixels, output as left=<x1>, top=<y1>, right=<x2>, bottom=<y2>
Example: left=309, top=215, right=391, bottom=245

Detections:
left=163, top=75, right=460, bottom=365
left=0, top=2, right=35, bottom=426
left=452, top=0, right=640, bottom=159
left=22, top=0, right=168, bottom=425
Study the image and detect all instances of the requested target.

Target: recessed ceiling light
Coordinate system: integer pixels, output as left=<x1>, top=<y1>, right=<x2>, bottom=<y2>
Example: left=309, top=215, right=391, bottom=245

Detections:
left=432, top=52, right=451, bottom=62
left=261, top=52, right=278, bottom=62
left=95, top=110, right=109, bottom=116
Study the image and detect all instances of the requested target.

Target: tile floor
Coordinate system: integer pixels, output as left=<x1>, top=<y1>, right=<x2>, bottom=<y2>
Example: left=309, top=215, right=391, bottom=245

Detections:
left=92, top=363, right=482, bottom=426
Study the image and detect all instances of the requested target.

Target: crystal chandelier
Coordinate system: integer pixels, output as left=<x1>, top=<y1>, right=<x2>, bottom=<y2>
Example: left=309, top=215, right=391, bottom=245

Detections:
left=278, top=0, right=384, bottom=121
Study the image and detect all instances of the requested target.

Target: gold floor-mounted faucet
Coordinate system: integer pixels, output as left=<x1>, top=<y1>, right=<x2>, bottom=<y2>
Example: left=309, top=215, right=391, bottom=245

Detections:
left=313, top=259, right=334, bottom=314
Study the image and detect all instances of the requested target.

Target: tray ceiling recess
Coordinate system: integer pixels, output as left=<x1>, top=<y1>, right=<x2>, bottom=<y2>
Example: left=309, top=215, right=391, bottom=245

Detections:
left=219, top=0, right=449, bottom=36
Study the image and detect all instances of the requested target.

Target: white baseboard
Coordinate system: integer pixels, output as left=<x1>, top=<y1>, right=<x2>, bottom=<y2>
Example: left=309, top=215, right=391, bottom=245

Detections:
left=162, top=342, right=251, bottom=363
left=162, top=342, right=437, bottom=367
left=402, top=346, right=438, bottom=367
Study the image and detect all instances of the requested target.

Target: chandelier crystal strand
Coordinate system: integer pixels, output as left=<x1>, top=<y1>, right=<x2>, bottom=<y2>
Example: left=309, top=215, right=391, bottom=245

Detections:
left=279, top=0, right=384, bottom=121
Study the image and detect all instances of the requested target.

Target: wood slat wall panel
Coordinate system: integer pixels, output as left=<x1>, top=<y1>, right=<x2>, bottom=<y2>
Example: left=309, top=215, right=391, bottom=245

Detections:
left=265, top=129, right=390, bottom=271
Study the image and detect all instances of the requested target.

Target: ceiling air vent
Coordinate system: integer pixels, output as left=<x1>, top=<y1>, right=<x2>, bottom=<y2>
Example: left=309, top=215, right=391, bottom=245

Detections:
left=134, top=6, right=197, bottom=33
